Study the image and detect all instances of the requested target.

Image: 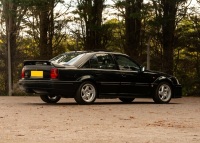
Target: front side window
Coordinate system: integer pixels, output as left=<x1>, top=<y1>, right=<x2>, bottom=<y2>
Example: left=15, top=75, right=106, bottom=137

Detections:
left=114, top=54, right=140, bottom=71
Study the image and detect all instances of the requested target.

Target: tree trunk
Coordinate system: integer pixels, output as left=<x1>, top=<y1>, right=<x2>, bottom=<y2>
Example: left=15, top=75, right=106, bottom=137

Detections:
left=161, top=0, right=177, bottom=75
left=38, top=0, right=54, bottom=59
left=2, top=0, right=9, bottom=93
left=2, top=0, right=17, bottom=94
left=48, top=0, right=54, bottom=57
left=39, top=5, right=49, bottom=59
left=125, top=0, right=142, bottom=60
left=80, top=0, right=104, bottom=50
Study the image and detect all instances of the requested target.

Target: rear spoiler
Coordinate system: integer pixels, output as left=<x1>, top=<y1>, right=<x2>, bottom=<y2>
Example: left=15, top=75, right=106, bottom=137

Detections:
left=51, top=62, right=66, bottom=68
left=23, top=60, right=51, bottom=66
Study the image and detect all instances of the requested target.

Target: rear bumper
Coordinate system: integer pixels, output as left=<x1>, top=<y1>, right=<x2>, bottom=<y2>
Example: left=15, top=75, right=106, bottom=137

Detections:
left=19, top=79, right=54, bottom=94
left=18, top=79, right=80, bottom=97
left=173, top=84, right=182, bottom=98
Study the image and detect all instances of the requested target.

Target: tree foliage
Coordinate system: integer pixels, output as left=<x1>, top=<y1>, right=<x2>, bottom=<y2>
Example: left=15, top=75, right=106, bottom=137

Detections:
left=74, top=0, right=105, bottom=50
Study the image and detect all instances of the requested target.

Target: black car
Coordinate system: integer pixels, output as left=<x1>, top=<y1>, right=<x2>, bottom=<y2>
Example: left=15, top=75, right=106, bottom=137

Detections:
left=19, top=51, right=182, bottom=104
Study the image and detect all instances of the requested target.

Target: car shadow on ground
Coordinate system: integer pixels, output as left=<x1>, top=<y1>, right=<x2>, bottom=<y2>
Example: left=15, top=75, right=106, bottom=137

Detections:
left=22, top=101, right=180, bottom=106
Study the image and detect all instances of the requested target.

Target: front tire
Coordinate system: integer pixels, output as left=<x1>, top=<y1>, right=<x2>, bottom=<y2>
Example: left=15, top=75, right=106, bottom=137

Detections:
left=153, top=82, right=172, bottom=104
left=75, top=81, right=97, bottom=105
left=40, top=95, right=61, bottom=103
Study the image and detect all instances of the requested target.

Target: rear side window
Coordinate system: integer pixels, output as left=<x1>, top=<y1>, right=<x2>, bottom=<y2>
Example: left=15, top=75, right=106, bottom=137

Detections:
left=82, top=53, right=117, bottom=69
left=65, top=54, right=85, bottom=65
left=82, top=55, right=99, bottom=68
left=96, top=54, right=116, bottom=69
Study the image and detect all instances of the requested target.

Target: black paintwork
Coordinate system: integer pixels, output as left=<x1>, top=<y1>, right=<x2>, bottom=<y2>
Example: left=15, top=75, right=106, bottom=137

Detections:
left=19, top=51, right=182, bottom=99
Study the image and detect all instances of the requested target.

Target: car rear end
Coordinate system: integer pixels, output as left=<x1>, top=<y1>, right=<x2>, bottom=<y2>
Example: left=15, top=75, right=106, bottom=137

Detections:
left=19, top=60, right=59, bottom=94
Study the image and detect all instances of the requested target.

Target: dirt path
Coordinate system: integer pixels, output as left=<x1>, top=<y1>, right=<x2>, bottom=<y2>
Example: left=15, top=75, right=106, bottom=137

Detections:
left=0, top=96, right=200, bottom=143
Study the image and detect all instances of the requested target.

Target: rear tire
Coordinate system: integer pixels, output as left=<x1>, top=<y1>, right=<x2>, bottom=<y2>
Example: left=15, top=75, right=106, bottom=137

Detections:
left=119, top=98, right=135, bottom=103
left=75, top=81, right=97, bottom=105
left=153, top=82, right=172, bottom=104
left=40, top=95, right=61, bottom=103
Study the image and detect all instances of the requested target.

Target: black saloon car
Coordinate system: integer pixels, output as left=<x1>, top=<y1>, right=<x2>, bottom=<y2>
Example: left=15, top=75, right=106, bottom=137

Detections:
left=19, top=51, right=182, bottom=104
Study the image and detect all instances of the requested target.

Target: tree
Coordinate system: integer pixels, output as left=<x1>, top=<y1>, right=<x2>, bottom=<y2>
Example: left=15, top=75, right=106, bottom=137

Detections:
left=161, top=0, right=176, bottom=75
left=101, top=19, right=125, bottom=52
left=0, top=0, right=68, bottom=94
left=23, top=0, right=71, bottom=59
left=124, top=0, right=143, bottom=60
left=37, top=0, right=54, bottom=59
left=161, top=0, right=187, bottom=75
left=1, top=0, right=28, bottom=94
left=75, top=0, right=105, bottom=50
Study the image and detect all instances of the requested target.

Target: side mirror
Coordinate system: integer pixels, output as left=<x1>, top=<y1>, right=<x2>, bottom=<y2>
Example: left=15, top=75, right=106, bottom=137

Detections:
left=141, top=66, right=145, bottom=72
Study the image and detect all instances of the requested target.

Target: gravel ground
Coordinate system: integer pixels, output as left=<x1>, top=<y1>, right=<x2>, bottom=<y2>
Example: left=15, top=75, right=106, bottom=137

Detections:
left=0, top=96, right=200, bottom=143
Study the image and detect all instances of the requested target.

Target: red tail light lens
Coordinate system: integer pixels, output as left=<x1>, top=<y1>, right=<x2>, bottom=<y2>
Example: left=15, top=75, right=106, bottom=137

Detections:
left=50, top=68, right=58, bottom=79
left=21, top=68, right=25, bottom=78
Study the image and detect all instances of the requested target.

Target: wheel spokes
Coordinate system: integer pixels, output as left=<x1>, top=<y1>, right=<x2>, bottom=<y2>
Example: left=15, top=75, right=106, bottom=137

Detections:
left=81, top=84, right=96, bottom=102
left=158, top=84, right=171, bottom=101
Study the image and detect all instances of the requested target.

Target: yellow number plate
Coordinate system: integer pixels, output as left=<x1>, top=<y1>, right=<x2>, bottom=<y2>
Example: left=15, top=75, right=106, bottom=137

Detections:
left=31, top=71, right=43, bottom=78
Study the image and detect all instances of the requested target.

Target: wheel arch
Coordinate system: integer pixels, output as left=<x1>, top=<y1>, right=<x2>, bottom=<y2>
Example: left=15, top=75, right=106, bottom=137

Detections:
left=76, top=75, right=99, bottom=97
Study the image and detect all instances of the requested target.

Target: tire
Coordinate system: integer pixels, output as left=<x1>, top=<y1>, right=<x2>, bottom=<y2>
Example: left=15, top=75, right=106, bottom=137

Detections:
left=75, top=81, right=97, bottom=105
left=153, top=82, right=172, bottom=104
left=40, top=95, right=61, bottom=103
left=119, top=98, right=135, bottom=103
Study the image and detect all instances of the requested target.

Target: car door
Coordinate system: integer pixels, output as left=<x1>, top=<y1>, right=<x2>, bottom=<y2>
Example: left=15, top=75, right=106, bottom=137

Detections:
left=113, top=54, right=142, bottom=96
left=81, top=53, right=121, bottom=97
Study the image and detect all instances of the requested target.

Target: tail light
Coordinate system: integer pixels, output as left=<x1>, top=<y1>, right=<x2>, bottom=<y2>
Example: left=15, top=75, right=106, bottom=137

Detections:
left=50, top=68, right=58, bottom=79
left=21, top=68, right=25, bottom=78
